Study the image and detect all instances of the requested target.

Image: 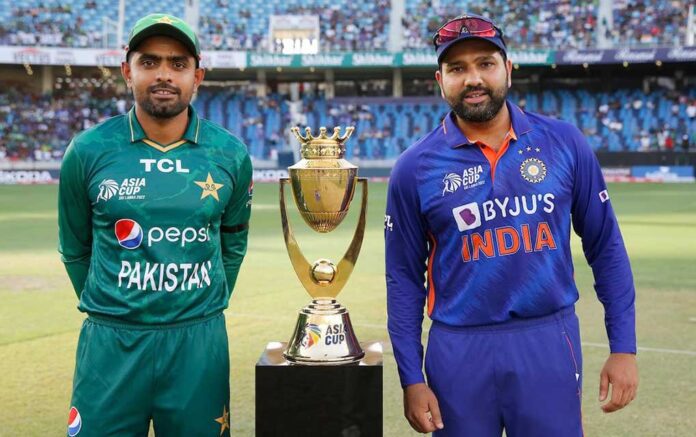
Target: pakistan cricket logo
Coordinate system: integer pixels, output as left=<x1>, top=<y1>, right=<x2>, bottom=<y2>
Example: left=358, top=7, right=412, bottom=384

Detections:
left=97, top=179, right=119, bottom=202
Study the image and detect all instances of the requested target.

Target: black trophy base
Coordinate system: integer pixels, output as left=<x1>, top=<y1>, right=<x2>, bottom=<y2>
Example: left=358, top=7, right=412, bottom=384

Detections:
left=255, top=341, right=383, bottom=437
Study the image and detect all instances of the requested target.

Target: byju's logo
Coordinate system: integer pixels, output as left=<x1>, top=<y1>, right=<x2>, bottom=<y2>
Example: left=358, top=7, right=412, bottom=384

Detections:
left=452, top=202, right=481, bottom=232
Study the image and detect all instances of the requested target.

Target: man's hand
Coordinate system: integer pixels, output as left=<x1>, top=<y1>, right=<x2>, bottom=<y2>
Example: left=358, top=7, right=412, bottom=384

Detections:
left=599, top=353, right=639, bottom=413
left=403, top=382, right=444, bottom=433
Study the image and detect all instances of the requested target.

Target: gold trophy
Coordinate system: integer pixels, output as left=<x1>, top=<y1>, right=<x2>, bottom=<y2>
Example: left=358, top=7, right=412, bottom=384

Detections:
left=280, top=126, right=367, bottom=364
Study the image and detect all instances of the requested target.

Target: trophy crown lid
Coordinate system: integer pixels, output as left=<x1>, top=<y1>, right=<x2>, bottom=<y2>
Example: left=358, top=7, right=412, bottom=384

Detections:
left=291, top=126, right=355, bottom=159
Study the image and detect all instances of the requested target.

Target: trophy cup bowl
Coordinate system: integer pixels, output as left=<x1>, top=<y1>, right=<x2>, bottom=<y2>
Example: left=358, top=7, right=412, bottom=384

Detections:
left=280, top=126, right=367, bottom=364
left=288, top=127, right=357, bottom=233
left=288, top=159, right=357, bottom=233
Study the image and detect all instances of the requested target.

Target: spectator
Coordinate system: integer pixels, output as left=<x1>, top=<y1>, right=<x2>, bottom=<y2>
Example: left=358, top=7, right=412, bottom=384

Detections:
left=639, top=131, right=651, bottom=151
left=687, top=100, right=696, bottom=119
left=664, top=134, right=674, bottom=151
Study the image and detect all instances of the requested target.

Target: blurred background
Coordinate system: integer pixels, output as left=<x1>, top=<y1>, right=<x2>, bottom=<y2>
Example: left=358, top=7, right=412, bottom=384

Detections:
left=0, top=0, right=694, bottom=180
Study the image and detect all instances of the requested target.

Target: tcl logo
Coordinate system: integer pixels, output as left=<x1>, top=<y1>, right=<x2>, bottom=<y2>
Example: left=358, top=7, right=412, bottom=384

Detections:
left=140, top=158, right=190, bottom=173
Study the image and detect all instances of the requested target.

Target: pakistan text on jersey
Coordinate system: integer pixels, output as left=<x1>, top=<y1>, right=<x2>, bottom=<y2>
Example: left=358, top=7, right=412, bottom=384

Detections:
left=117, top=260, right=213, bottom=291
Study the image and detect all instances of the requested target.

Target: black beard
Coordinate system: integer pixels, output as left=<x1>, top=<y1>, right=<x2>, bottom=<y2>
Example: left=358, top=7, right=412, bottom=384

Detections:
left=135, top=85, right=189, bottom=119
left=448, top=84, right=507, bottom=123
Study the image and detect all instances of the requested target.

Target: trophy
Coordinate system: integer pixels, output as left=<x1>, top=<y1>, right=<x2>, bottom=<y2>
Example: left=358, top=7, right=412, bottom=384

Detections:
left=280, top=126, right=367, bottom=365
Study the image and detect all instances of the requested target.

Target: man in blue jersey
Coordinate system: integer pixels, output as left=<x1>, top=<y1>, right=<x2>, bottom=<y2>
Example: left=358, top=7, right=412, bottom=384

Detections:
left=385, top=14, right=638, bottom=435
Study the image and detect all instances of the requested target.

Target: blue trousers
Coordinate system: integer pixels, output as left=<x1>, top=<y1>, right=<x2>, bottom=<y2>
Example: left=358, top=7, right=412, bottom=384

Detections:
left=425, top=306, right=583, bottom=437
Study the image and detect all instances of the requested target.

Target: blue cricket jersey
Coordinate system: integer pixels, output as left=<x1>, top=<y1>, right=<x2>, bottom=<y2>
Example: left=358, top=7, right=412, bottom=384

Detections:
left=385, top=101, right=636, bottom=387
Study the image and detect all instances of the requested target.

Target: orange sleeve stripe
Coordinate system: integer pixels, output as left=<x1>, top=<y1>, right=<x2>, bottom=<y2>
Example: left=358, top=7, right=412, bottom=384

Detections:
left=427, top=232, right=438, bottom=316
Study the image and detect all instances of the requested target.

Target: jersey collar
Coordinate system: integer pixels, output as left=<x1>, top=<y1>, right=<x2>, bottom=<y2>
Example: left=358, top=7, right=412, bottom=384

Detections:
left=128, top=105, right=201, bottom=145
left=442, top=100, right=532, bottom=148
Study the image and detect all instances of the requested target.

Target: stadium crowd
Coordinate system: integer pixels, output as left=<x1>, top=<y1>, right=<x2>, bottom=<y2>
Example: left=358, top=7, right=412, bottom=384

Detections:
left=0, top=0, right=692, bottom=50
left=606, top=0, right=691, bottom=47
left=0, top=84, right=126, bottom=161
left=199, top=0, right=390, bottom=52
left=402, top=0, right=598, bottom=49
left=2, top=83, right=694, bottom=162
left=199, top=9, right=263, bottom=51
left=0, top=2, right=107, bottom=47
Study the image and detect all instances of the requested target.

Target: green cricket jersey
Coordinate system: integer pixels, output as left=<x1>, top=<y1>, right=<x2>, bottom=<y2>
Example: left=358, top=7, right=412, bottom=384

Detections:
left=58, top=105, right=252, bottom=324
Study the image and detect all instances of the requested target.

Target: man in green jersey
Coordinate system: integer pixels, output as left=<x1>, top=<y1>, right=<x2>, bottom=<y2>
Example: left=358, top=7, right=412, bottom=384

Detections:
left=58, top=13, right=251, bottom=436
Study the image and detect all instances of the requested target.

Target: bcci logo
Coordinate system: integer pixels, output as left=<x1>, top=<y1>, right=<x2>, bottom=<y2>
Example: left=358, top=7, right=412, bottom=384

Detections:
left=301, top=323, right=322, bottom=348
left=97, top=179, right=119, bottom=202
left=520, top=158, right=547, bottom=183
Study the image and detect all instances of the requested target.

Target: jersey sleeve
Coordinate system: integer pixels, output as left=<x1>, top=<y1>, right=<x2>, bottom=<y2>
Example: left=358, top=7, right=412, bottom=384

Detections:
left=58, top=141, right=92, bottom=298
left=570, top=128, right=636, bottom=354
left=220, top=151, right=252, bottom=296
left=385, top=153, right=429, bottom=387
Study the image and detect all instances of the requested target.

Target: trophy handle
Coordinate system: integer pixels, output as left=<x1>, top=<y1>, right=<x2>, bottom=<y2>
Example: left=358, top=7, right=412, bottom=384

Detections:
left=280, top=177, right=368, bottom=299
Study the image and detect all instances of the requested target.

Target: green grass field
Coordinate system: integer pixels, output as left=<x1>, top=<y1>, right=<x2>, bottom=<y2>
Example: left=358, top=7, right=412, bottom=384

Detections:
left=1, top=182, right=695, bottom=436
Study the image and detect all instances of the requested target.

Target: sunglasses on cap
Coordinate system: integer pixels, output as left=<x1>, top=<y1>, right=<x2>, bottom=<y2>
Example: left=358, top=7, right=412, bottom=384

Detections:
left=432, top=15, right=504, bottom=50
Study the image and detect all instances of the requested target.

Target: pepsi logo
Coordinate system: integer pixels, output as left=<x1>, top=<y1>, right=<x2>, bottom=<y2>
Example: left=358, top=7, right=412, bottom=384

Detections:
left=115, top=219, right=143, bottom=249
left=67, top=406, right=82, bottom=436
